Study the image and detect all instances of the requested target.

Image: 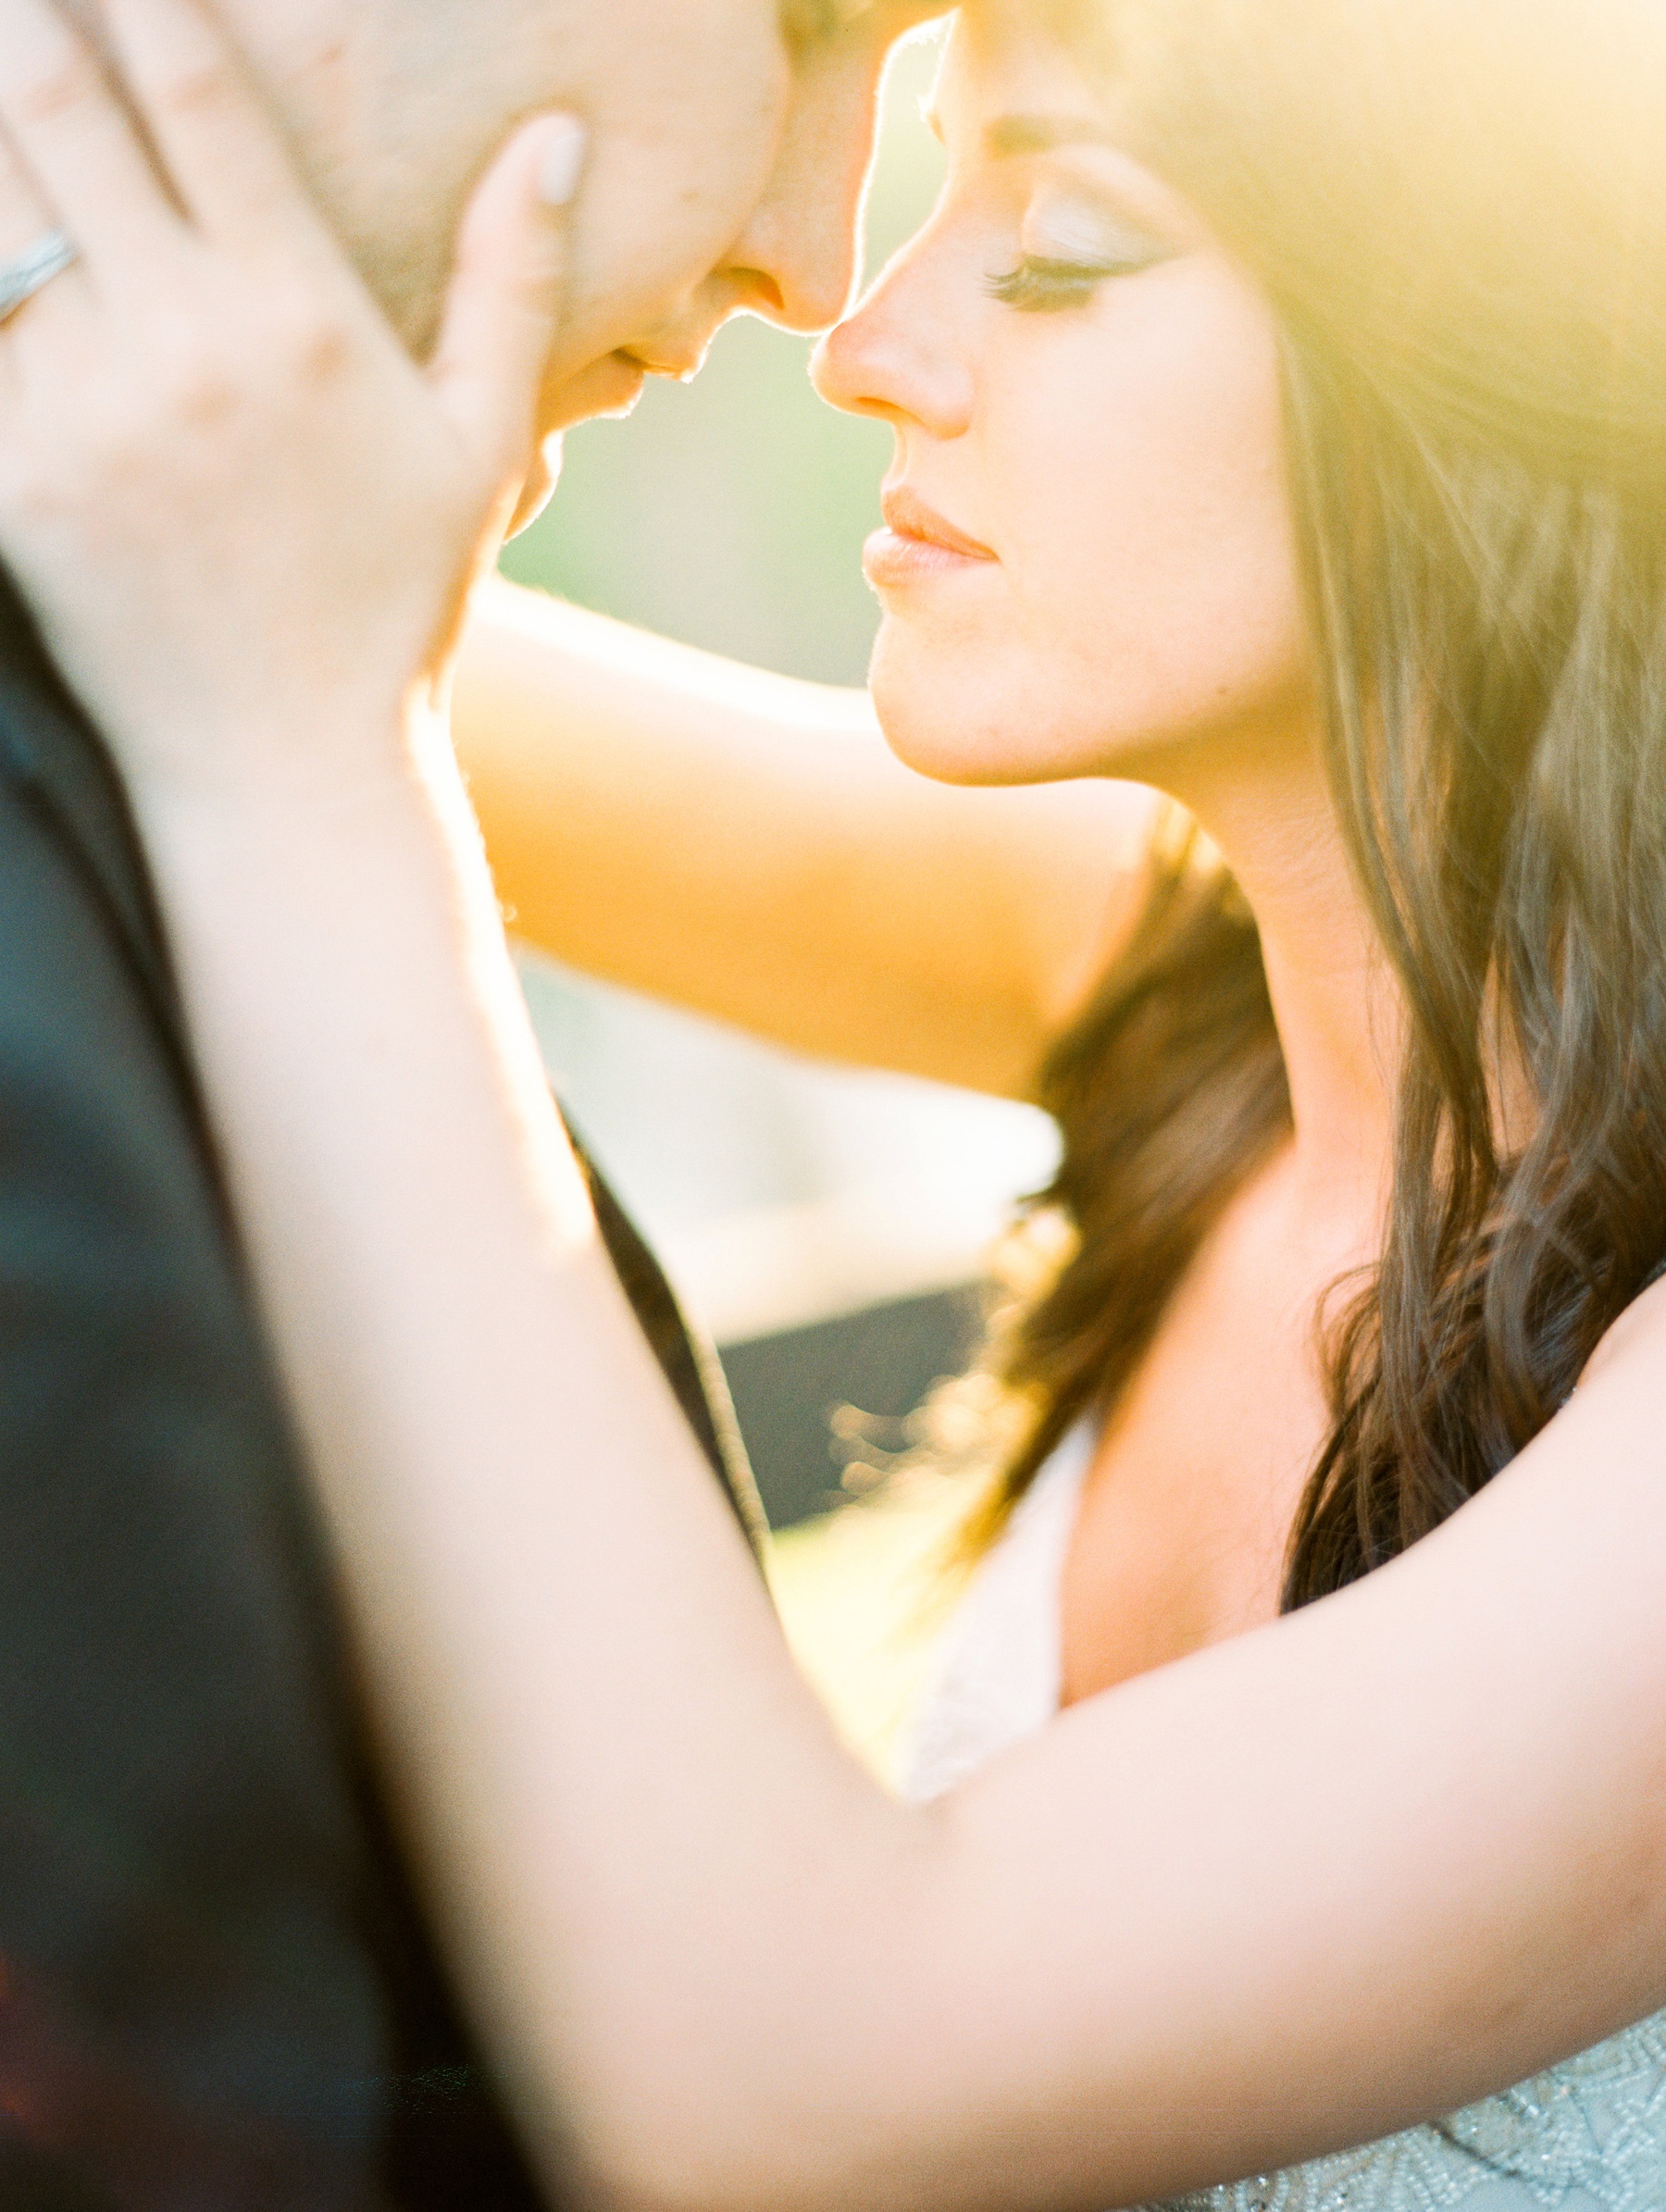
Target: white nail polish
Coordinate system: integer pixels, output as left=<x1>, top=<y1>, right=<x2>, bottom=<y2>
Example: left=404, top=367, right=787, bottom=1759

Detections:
left=540, top=117, right=589, bottom=209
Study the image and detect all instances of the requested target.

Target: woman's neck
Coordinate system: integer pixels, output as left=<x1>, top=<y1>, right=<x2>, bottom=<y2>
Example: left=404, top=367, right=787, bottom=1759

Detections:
left=1160, top=715, right=1400, bottom=1226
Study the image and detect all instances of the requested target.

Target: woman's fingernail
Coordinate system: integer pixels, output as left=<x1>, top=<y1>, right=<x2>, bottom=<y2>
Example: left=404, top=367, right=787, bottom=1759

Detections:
left=539, top=116, right=589, bottom=208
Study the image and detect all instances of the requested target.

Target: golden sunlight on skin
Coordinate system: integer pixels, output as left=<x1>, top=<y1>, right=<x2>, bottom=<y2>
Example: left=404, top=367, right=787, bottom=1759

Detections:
left=812, top=12, right=1313, bottom=794
left=806, top=9, right=1393, bottom=1710
left=7, top=0, right=1666, bottom=2195
left=195, top=0, right=942, bottom=437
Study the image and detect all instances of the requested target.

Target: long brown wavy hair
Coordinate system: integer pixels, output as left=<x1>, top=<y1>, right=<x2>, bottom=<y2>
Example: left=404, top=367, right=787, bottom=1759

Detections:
left=963, top=0, right=1666, bottom=1607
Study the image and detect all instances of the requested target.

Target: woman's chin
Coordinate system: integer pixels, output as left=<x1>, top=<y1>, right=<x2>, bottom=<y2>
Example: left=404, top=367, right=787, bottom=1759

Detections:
left=869, top=623, right=1286, bottom=794
left=872, top=683, right=1041, bottom=789
left=870, top=636, right=1092, bottom=789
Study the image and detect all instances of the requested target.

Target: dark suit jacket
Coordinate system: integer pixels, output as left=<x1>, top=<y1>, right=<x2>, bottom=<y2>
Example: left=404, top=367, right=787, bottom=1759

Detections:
left=0, top=579, right=762, bottom=2208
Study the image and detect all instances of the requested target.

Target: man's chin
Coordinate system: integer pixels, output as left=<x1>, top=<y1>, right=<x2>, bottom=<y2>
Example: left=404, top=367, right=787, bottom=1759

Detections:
left=504, top=439, right=565, bottom=540
left=508, top=354, right=653, bottom=538
left=538, top=352, right=651, bottom=440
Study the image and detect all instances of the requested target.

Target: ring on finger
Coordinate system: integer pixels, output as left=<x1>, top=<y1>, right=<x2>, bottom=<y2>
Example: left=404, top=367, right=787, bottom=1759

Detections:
left=0, top=229, right=78, bottom=328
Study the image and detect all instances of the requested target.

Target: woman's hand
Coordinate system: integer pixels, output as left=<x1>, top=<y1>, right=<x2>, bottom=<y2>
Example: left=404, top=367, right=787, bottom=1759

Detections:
left=0, top=0, right=582, bottom=801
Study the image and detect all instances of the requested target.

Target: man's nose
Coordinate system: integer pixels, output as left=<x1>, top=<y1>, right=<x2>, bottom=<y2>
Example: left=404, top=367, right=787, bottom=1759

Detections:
left=719, top=214, right=858, bottom=337
left=715, top=37, right=891, bottom=335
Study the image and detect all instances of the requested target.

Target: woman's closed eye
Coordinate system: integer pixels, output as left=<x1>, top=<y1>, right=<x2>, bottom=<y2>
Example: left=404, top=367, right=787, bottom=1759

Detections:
left=986, top=253, right=1148, bottom=311
left=988, top=192, right=1172, bottom=313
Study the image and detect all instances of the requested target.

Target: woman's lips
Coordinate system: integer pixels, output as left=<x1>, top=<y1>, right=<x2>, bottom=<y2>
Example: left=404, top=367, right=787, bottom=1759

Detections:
left=864, top=487, right=999, bottom=591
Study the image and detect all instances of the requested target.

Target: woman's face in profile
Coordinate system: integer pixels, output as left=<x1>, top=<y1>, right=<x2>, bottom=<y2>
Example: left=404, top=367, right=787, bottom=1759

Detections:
left=814, top=8, right=1314, bottom=790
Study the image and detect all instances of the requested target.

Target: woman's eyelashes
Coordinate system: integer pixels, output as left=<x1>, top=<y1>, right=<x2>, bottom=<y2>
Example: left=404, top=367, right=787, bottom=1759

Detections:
left=988, top=194, right=1172, bottom=313
left=987, top=255, right=1130, bottom=310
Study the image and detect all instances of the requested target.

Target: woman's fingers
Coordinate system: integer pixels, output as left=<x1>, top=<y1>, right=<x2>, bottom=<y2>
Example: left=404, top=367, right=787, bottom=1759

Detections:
left=97, top=0, right=336, bottom=260
left=0, top=0, right=182, bottom=269
left=0, top=15, right=566, bottom=789
left=0, top=122, right=94, bottom=390
left=0, top=117, right=63, bottom=273
left=428, top=115, right=587, bottom=487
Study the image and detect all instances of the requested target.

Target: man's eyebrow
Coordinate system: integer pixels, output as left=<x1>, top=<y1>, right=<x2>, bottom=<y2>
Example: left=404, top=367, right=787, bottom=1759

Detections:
left=984, top=113, right=1120, bottom=157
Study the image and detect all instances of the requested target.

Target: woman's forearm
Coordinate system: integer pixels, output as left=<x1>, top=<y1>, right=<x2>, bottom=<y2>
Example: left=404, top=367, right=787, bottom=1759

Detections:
left=455, top=579, right=1159, bottom=1098
left=126, top=728, right=929, bottom=2206
left=129, top=731, right=1666, bottom=2212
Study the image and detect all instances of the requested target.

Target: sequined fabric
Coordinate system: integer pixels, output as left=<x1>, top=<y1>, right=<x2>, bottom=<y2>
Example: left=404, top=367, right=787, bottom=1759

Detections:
left=1155, top=2007, right=1666, bottom=2208
left=897, top=1431, right=1666, bottom=2210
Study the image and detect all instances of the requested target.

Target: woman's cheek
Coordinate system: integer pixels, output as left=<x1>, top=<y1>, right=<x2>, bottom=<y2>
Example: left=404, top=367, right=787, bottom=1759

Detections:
left=994, top=275, right=1304, bottom=748
left=984, top=328, right=1179, bottom=679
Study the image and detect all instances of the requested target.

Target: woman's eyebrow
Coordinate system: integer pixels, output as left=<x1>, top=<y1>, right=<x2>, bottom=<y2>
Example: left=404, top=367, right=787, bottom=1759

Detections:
left=984, top=113, right=1119, bottom=157
left=916, top=106, right=1120, bottom=156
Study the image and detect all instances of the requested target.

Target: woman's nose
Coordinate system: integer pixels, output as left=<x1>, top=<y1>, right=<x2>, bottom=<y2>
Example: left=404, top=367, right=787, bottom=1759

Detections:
left=811, top=247, right=974, bottom=437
